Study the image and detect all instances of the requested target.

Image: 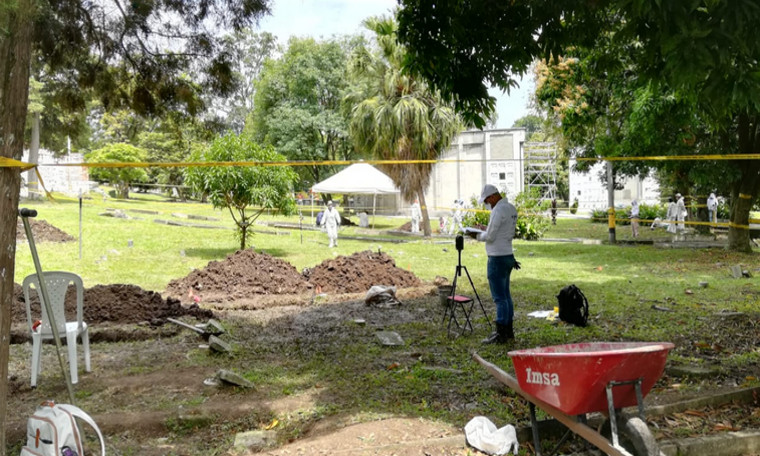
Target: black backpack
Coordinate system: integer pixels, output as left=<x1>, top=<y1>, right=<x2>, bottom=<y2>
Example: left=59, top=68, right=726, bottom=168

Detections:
left=556, top=284, right=589, bottom=327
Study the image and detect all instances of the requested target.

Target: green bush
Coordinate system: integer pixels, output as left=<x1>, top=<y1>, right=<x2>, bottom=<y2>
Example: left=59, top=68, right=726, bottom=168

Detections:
left=591, top=203, right=665, bottom=224
left=570, top=198, right=579, bottom=214
left=462, top=189, right=550, bottom=240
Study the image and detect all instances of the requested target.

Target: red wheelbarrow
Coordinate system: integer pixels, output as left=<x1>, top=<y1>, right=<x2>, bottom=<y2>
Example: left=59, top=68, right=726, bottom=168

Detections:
left=474, top=342, right=675, bottom=456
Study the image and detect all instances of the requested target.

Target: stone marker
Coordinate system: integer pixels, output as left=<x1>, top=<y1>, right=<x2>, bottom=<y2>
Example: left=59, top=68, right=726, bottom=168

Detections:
left=217, top=369, right=254, bottom=388
left=699, top=281, right=709, bottom=288
left=232, top=430, right=276, bottom=453
left=205, top=319, right=225, bottom=335
left=730, top=265, right=743, bottom=279
left=208, top=335, right=231, bottom=354
left=376, top=331, right=404, bottom=346
left=172, top=212, right=189, bottom=219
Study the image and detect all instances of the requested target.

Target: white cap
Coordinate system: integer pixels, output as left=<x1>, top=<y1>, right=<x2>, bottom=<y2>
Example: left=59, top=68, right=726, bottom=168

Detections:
left=676, top=193, right=682, bottom=198
left=478, top=184, right=499, bottom=204
left=327, top=200, right=333, bottom=206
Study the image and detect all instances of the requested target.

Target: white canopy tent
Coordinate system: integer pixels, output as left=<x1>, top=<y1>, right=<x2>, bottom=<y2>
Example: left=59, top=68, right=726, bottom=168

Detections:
left=310, top=163, right=400, bottom=227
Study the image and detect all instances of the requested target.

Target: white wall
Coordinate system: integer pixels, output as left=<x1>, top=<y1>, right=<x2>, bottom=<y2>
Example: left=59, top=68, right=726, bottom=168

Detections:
left=20, top=149, right=90, bottom=197
left=568, top=161, right=661, bottom=211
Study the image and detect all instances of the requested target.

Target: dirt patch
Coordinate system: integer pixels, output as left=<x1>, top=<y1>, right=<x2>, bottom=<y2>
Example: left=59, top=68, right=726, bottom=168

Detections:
left=305, top=250, right=421, bottom=293
left=16, top=218, right=75, bottom=243
left=13, top=282, right=213, bottom=326
left=165, top=249, right=422, bottom=303
left=165, top=249, right=313, bottom=304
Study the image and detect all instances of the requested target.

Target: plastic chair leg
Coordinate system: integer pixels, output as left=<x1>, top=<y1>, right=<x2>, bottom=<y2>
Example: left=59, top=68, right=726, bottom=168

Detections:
left=66, top=331, right=79, bottom=384
left=82, top=329, right=91, bottom=372
left=31, top=335, right=42, bottom=388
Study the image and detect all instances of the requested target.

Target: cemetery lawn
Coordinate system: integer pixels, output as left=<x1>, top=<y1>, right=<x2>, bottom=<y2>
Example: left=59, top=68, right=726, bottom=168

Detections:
left=8, top=193, right=760, bottom=455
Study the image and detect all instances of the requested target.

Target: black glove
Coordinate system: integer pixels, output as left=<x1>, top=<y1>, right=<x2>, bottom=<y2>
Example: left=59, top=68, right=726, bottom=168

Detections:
left=514, top=260, right=521, bottom=270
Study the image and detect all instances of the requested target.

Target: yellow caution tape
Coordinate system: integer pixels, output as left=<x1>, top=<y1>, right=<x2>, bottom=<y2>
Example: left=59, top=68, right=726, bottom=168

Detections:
left=0, top=156, right=36, bottom=171
left=0, top=157, right=54, bottom=200
left=3, top=154, right=760, bottom=170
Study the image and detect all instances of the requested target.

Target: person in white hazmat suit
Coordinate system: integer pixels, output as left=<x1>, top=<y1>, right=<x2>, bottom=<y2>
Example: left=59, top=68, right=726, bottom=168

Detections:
left=666, top=196, right=678, bottom=234
left=321, top=200, right=341, bottom=247
left=707, top=192, right=718, bottom=225
left=675, top=193, right=686, bottom=232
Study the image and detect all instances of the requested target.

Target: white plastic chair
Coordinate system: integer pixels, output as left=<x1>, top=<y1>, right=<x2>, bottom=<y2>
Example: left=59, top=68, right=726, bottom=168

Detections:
left=23, top=271, right=91, bottom=387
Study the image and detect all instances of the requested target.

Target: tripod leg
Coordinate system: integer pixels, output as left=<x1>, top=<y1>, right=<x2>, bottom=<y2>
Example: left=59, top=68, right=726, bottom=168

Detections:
left=462, top=266, right=492, bottom=330
left=444, top=267, right=462, bottom=335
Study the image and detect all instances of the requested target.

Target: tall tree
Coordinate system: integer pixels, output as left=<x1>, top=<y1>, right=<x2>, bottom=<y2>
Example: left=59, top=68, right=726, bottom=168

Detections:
left=348, top=16, right=462, bottom=237
left=248, top=36, right=360, bottom=189
left=211, top=30, right=278, bottom=133
left=0, top=0, right=271, bottom=450
left=397, top=0, right=760, bottom=252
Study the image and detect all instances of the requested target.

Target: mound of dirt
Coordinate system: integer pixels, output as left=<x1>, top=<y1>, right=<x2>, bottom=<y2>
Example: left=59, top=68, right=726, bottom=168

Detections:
left=16, top=219, right=75, bottom=243
left=165, top=249, right=312, bottom=304
left=13, top=282, right=212, bottom=326
left=305, top=250, right=421, bottom=293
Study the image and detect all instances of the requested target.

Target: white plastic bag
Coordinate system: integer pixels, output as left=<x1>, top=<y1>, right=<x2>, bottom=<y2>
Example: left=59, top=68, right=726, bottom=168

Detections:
left=464, top=416, right=518, bottom=456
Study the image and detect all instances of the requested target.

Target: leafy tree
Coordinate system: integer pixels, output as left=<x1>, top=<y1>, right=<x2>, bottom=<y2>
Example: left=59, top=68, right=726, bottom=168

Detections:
left=348, top=16, right=462, bottom=237
left=397, top=1, right=760, bottom=252
left=212, top=30, right=278, bottom=133
left=512, top=115, right=543, bottom=141
left=184, top=134, right=298, bottom=250
left=248, top=37, right=360, bottom=189
left=86, top=143, right=149, bottom=198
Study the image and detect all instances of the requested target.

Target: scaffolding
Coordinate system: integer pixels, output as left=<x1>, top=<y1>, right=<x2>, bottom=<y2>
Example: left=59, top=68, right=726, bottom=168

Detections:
left=524, top=141, right=559, bottom=200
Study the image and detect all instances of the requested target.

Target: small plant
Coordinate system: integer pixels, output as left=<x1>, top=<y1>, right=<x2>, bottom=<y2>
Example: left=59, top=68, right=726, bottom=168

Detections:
left=462, top=189, right=550, bottom=240
left=570, top=198, right=579, bottom=214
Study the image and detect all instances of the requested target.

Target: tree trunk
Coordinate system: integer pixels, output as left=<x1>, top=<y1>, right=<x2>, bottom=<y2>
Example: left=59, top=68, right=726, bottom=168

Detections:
left=240, top=222, right=248, bottom=250
left=418, top=189, right=432, bottom=237
left=0, top=0, right=35, bottom=452
left=727, top=188, right=755, bottom=253
left=727, top=113, right=760, bottom=252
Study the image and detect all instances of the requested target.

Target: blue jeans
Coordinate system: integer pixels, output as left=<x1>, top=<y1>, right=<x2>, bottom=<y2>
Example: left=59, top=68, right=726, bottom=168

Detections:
left=487, top=255, right=516, bottom=325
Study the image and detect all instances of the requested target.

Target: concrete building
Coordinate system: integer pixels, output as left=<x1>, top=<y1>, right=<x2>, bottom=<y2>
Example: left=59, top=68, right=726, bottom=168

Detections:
left=424, top=128, right=526, bottom=215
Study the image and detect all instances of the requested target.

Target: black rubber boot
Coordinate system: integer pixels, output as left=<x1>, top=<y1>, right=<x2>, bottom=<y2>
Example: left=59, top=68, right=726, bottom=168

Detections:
left=482, top=323, right=510, bottom=344
left=505, top=321, right=515, bottom=340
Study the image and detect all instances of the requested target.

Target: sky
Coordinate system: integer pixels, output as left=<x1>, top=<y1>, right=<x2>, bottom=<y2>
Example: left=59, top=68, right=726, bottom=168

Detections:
left=256, top=0, right=532, bottom=129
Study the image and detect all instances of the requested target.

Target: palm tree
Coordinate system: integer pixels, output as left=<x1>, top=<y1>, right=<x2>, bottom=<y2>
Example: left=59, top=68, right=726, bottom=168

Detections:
left=348, top=16, right=462, bottom=237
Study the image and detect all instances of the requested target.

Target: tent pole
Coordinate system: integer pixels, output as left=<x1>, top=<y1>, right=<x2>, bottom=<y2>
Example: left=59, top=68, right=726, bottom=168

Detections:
left=372, top=193, right=377, bottom=229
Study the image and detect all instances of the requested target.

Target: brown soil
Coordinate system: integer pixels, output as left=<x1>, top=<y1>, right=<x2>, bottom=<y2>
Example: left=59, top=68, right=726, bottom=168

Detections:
left=12, top=282, right=213, bottom=327
left=305, top=250, right=420, bottom=293
left=165, top=249, right=421, bottom=303
left=16, top=218, right=75, bottom=243
left=165, top=249, right=313, bottom=304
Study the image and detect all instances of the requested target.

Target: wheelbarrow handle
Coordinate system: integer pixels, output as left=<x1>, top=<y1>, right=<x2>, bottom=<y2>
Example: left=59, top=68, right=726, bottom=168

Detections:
left=19, top=208, right=38, bottom=218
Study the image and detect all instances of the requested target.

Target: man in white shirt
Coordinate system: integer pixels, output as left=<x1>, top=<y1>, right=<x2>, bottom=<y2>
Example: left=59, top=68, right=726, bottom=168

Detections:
left=466, top=184, right=519, bottom=344
left=630, top=199, right=640, bottom=238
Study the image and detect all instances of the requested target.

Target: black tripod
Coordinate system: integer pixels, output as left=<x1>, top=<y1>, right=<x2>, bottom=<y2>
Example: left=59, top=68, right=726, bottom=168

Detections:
left=442, top=235, right=492, bottom=336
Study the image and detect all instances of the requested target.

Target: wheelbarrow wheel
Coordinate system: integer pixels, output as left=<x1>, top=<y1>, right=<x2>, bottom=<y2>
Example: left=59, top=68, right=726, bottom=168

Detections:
left=622, top=417, right=662, bottom=456
left=599, top=414, right=662, bottom=456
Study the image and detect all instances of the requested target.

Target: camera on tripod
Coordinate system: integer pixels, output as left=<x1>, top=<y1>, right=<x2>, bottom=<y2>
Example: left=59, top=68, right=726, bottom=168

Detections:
left=455, top=234, right=464, bottom=251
